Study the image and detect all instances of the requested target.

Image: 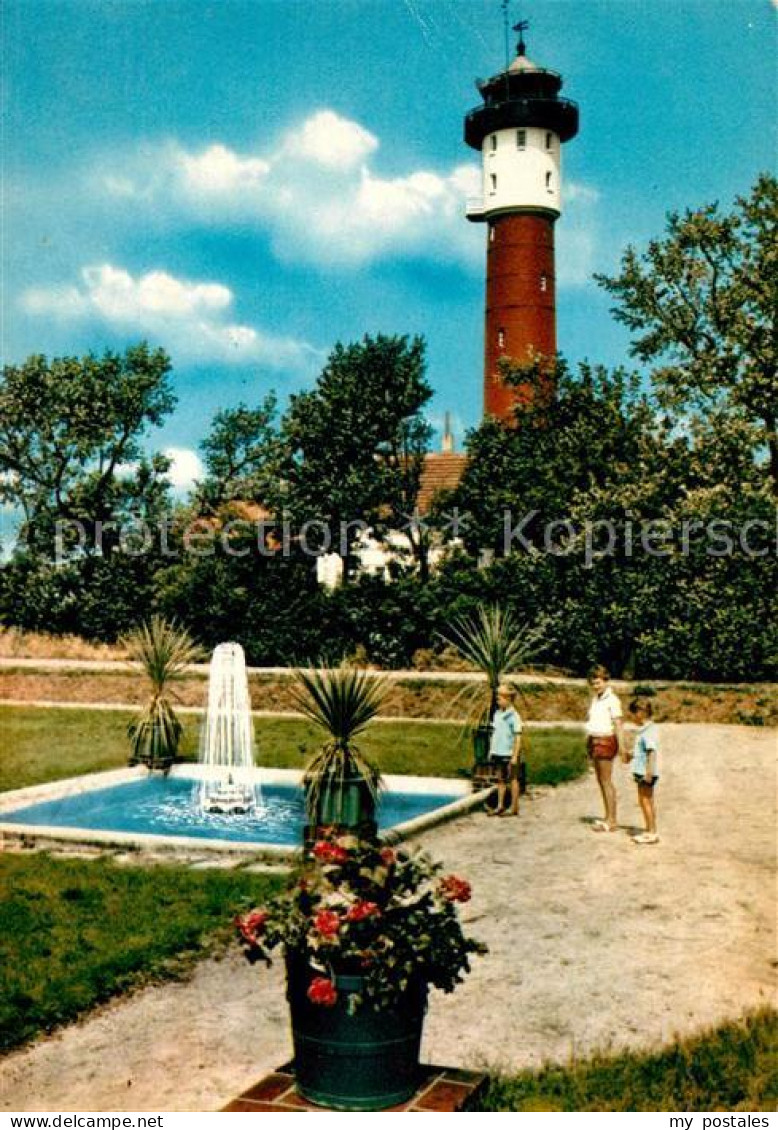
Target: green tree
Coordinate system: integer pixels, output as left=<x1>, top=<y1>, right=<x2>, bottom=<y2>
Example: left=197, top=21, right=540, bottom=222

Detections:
left=278, top=334, right=433, bottom=579
left=596, top=174, right=778, bottom=492
left=152, top=525, right=329, bottom=666
left=438, top=352, right=776, bottom=679
left=0, top=343, right=176, bottom=557
left=197, top=394, right=279, bottom=512
left=449, top=357, right=671, bottom=555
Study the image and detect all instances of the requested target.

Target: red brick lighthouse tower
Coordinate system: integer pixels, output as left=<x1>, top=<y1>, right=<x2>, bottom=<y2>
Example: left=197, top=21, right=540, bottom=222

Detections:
left=464, top=21, right=579, bottom=420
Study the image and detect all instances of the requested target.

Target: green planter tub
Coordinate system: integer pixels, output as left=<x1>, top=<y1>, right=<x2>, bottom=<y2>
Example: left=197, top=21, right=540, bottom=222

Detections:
left=304, top=772, right=378, bottom=846
left=287, top=959, right=427, bottom=1111
left=472, top=724, right=492, bottom=766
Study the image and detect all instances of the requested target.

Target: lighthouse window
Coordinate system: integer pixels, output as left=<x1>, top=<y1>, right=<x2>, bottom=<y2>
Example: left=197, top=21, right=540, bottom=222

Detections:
left=516, top=129, right=526, bottom=149
left=545, top=171, right=553, bottom=190
left=490, top=173, right=497, bottom=194
left=490, top=133, right=498, bottom=151
left=497, top=328, right=506, bottom=349
left=545, top=132, right=553, bottom=149
left=489, top=224, right=496, bottom=244
left=540, top=274, right=548, bottom=292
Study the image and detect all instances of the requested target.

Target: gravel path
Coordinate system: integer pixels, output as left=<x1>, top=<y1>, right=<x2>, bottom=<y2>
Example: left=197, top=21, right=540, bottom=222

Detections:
left=1, top=724, right=775, bottom=1112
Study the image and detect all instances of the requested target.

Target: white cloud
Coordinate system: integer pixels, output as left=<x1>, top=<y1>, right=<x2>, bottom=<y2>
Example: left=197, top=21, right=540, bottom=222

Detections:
left=83, top=265, right=232, bottom=319
left=97, top=107, right=600, bottom=280
left=21, top=284, right=89, bottom=318
left=565, top=182, right=600, bottom=205
left=163, top=447, right=204, bottom=492
left=178, top=143, right=270, bottom=196
left=293, top=110, right=378, bottom=169
left=20, top=264, right=318, bottom=368
left=116, top=448, right=204, bottom=495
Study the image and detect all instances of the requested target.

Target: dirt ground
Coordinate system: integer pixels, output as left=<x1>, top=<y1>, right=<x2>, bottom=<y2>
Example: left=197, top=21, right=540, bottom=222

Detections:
left=1, top=724, right=775, bottom=1112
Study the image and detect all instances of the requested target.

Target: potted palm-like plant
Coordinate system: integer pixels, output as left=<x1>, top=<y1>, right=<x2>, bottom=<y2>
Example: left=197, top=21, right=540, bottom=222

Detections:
left=123, top=616, right=203, bottom=773
left=290, top=664, right=387, bottom=841
left=440, top=604, right=545, bottom=778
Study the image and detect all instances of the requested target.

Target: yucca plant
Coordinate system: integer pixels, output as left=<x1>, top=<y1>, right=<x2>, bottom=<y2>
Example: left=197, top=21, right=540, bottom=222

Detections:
left=439, top=604, right=547, bottom=729
left=290, top=664, right=387, bottom=831
left=123, top=616, right=204, bottom=772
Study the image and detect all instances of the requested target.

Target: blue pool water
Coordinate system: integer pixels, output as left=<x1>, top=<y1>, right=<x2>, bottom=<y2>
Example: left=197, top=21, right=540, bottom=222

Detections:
left=0, top=778, right=460, bottom=846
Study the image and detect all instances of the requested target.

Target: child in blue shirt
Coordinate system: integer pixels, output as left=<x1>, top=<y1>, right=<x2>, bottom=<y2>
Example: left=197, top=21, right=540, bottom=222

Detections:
left=487, top=683, right=522, bottom=817
left=629, top=697, right=661, bottom=844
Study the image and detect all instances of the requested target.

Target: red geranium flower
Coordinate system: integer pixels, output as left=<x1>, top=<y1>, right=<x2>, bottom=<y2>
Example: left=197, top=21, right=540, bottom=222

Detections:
left=235, top=909, right=268, bottom=943
left=313, top=909, right=341, bottom=937
left=345, top=900, right=380, bottom=923
left=439, top=875, right=472, bottom=903
left=307, top=976, right=338, bottom=1007
left=379, top=847, right=396, bottom=866
left=312, top=841, right=349, bottom=864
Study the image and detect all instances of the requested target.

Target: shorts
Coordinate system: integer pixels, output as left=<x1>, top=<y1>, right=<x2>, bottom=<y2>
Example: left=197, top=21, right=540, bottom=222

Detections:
left=490, top=758, right=519, bottom=782
left=587, top=735, right=618, bottom=760
left=634, top=773, right=658, bottom=787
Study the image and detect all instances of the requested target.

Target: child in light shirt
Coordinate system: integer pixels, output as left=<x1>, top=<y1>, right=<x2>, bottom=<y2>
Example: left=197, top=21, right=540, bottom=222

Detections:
left=628, top=697, right=661, bottom=844
left=487, top=683, right=522, bottom=817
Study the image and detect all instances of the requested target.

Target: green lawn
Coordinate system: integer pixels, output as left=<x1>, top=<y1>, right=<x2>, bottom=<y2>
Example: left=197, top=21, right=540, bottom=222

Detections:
left=0, top=853, right=283, bottom=1053
left=0, top=705, right=585, bottom=792
left=0, top=707, right=584, bottom=1054
left=476, top=1009, right=777, bottom=1112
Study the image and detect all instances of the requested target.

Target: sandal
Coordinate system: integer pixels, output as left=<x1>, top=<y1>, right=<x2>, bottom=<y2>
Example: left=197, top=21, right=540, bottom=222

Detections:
left=486, top=807, right=505, bottom=817
left=633, top=833, right=659, bottom=844
left=592, top=820, right=617, bottom=832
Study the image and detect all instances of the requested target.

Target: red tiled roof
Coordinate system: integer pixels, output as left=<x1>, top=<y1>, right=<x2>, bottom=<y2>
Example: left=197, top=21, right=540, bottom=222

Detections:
left=416, top=452, right=468, bottom=513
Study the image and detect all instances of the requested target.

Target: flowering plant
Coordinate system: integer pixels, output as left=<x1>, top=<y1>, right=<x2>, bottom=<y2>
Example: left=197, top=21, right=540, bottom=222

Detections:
left=236, top=835, right=486, bottom=1012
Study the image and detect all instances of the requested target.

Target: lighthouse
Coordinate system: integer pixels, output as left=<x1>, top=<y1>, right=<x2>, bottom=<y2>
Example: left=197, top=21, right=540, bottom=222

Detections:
left=464, top=23, right=579, bottom=420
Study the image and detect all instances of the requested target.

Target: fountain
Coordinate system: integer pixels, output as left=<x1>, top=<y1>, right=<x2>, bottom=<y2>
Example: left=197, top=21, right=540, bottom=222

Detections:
left=196, top=642, right=261, bottom=816
left=0, top=643, right=473, bottom=852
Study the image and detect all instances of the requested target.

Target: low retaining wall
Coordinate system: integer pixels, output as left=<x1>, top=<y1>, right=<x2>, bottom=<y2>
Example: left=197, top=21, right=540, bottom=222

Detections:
left=0, top=664, right=774, bottom=725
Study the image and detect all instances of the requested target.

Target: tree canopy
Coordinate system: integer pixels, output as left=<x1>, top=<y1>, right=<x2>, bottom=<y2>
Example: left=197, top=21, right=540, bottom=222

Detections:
left=0, top=343, right=176, bottom=556
left=278, top=333, right=432, bottom=573
left=596, top=173, right=777, bottom=492
left=197, top=394, right=279, bottom=513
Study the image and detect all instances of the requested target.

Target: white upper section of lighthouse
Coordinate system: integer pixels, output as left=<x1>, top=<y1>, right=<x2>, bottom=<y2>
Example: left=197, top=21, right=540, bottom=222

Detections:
left=468, top=124, right=561, bottom=221
left=463, top=31, right=579, bottom=224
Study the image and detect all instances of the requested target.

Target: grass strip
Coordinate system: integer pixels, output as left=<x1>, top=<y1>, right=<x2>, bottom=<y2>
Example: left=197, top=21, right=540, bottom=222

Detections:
left=0, top=853, right=283, bottom=1052
left=475, top=1009, right=778, bottom=1111
left=0, top=705, right=585, bottom=792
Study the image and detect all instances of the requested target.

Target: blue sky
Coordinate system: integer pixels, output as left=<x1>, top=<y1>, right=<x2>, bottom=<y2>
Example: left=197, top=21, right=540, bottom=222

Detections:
left=4, top=0, right=776, bottom=490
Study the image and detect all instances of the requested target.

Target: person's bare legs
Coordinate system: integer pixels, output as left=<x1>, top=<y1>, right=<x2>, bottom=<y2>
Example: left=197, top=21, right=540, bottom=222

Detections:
left=637, top=782, right=656, bottom=834
left=509, top=772, right=520, bottom=815
left=593, top=757, right=617, bottom=829
left=487, top=767, right=508, bottom=814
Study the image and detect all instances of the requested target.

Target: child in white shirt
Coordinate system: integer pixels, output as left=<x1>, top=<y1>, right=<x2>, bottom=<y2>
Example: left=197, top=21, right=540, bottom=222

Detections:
left=585, top=665, right=626, bottom=832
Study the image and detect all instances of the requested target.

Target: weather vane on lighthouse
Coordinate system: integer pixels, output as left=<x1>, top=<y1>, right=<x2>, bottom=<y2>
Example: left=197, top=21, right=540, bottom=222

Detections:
left=513, top=19, right=529, bottom=56
left=501, top=1, right=529, bottom=66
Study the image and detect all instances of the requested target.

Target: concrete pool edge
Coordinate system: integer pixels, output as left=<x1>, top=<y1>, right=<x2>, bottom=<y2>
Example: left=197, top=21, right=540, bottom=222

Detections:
left=0, top=766, right=491, bottom=860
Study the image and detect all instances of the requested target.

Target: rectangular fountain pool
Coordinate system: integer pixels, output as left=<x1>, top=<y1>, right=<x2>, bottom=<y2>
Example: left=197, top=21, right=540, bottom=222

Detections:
left=0, top=767, right=482, bottom=857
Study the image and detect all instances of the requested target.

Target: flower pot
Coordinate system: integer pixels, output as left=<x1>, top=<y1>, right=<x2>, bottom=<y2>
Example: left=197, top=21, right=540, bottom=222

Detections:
left=472, top=724, right=491, bottom=766
left=304, top=772, right=378, bottom=846
left=287, top=958, right=427, bottom=1111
